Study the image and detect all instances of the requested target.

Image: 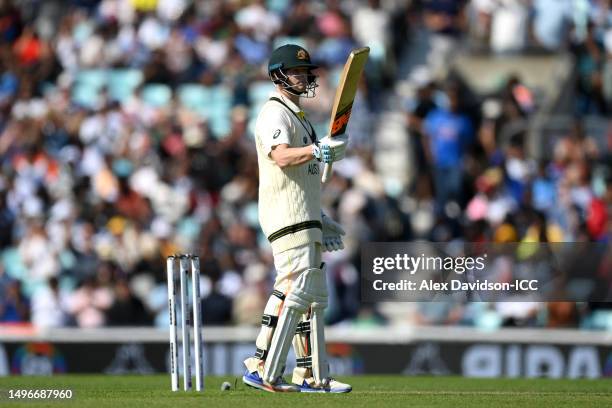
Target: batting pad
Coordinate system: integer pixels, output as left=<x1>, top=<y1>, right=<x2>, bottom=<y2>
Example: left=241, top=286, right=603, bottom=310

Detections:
left=292, top=264, right=330, bottom=386
left=310, top=305, right=330, bottom=385
left=262, top=305, right=302, bottom=383
left=311, top=263, right=330, bottom=384
left=244, top=290, right=285, bottom=375
left=263, top=266, right=327, bottom=383
left=292, top=311, right=312, bottom=384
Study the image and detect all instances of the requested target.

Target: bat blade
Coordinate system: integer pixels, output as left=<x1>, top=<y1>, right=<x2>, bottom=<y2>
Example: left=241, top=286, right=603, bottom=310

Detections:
left=322, top=47, right=369, bottom=183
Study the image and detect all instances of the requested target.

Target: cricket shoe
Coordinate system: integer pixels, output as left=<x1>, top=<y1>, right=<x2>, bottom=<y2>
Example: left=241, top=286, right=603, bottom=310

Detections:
left=297, top=378, right=352, bottom=393
left=242, top=370, right=300, bottom=392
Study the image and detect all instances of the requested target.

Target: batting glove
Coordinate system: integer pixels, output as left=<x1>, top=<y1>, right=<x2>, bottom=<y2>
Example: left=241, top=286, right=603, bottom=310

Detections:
left=321, top=211, right=345, bottom=252
left=313, top=134, right=348, bottom=163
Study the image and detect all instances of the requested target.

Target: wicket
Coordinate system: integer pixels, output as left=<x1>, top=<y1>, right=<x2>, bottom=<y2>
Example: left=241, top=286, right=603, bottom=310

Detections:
left=167, top=254, right=204, bottom=392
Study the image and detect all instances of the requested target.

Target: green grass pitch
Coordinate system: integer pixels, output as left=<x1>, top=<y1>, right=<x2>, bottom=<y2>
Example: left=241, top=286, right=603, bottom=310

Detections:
left=1, top=375, right=611, bottom=407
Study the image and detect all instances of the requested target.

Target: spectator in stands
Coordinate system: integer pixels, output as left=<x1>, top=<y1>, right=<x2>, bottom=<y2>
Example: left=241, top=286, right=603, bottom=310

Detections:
left=604, top=30, right=612, bottom=106
left=106, top=279, right=151, bottom=326
left=66, top=277, right=113, bottom=328
left=70, top=222, right=101, bottom=283
left=423, top=0, right=468, bottom=76
left=547, top=302, right=579, bottom=327
left=423, top=82, right=474, bottom=213
left=0, top=280, right=29, bottom=323
left=488, top=0, right=529, bottom=54
left=0, top=1, right=22, bottom=44
left=0, top=191, right=14, bottom=249
left=407, top=76, right=437, bottom=184
left=532, top=0, right=572, bottom=51
left=466, top=167, right=517, bottom=227
left=18, top=221, right=61, bottom=283
left=200, top=259, right=233, bottom=325
left=232, top=263, right=269, bottom=325
left=31, top=277, right=69, bottom=328
left=352, top=0, right=392, bottom=94
left=572, top=21, right=608, bottom=115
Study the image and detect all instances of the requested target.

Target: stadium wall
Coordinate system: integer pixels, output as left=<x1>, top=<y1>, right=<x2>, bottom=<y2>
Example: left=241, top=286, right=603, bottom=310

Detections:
left=1, top=327, right=611, bottom=378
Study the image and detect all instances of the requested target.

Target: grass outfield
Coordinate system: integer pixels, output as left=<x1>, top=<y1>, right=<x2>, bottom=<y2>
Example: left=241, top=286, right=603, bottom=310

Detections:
left=1, top=375, right=611, bottom=407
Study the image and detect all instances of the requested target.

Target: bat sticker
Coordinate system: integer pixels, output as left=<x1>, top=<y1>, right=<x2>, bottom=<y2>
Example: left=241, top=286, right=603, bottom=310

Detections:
left=331, top=103, right=353, bottom=135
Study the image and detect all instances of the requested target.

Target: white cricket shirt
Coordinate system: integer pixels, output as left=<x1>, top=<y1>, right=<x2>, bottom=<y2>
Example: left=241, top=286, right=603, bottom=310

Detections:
left=254, top=91, right=322, bottom=254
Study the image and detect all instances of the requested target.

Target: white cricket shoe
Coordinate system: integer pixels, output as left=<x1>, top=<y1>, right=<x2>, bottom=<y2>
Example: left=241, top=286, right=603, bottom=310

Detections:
left=297, top=377, right=352, bottom=393
left=243, top=370, right=300, bottom=392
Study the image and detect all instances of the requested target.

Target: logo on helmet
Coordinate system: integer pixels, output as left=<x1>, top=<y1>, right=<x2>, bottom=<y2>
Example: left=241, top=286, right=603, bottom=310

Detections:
left=296, top=49, right=308, bottom=60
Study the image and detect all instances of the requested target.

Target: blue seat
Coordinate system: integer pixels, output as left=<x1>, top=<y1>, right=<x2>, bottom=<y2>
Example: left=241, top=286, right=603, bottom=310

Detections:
left=72, top=83, right=100, bottom=109
left=211, top=85, right=232, bottom=104
left=178, top=83, right=212, bottom=111
left=108, top=69, right=143, bottom=102
left=72, top=69, right=109, bottom=108
left=209, top=86, right=232, bottom=138
left=177, top=84, right=233, bottom=138
left=209, top=110, right=231, bottom=139
left=266, top=0, right=291, bottom=13
left=76, top=69, right=108, bottom=89
left=249, top=81, right=274, bottom=105
left=589, top=311, right=612, bottom=330
left=141, top=84, right=172, bottom=108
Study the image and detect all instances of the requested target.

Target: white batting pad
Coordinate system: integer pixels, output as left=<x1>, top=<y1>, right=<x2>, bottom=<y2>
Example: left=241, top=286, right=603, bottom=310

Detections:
left=262, top=306, right=301, bottom=383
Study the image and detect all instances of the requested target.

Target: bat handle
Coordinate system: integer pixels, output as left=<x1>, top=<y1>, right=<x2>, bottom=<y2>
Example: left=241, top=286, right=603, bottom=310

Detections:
left=322, top=163, right=333, bottom=183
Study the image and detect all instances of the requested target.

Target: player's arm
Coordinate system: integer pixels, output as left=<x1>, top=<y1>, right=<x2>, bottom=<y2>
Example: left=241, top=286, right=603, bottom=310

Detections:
left=270, top=144, right=317, bottom=168
left=270, top=135, right=348, bottom=169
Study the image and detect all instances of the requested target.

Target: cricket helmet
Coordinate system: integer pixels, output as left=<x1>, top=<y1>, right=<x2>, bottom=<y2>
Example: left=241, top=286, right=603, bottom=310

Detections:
left=268, top=44, right=318, bottom=97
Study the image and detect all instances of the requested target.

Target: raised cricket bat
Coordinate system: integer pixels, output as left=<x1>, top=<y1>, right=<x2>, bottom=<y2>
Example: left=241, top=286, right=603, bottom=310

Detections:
left=321, top=47, right=369, bottom=183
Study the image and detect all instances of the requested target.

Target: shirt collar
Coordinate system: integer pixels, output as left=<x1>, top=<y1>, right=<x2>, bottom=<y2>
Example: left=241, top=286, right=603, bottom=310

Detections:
left=270, top=90, right=303, bottom=116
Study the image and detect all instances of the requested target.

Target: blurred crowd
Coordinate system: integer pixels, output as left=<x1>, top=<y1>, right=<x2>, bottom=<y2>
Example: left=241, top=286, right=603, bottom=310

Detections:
left=0, top=0, right=610, bottom=331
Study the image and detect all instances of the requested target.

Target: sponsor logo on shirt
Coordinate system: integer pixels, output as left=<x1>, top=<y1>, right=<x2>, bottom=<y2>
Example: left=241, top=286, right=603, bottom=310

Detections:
left=308, top=163, right=319, bottom=175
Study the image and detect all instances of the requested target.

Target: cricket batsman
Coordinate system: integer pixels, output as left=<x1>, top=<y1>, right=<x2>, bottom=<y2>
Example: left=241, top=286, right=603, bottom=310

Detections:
left=242, top=44, right=352, bottom=393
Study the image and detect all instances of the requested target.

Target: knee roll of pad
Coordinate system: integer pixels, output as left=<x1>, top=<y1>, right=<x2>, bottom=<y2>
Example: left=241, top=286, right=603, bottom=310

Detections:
left=285, top=266, right=328, bottom=312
